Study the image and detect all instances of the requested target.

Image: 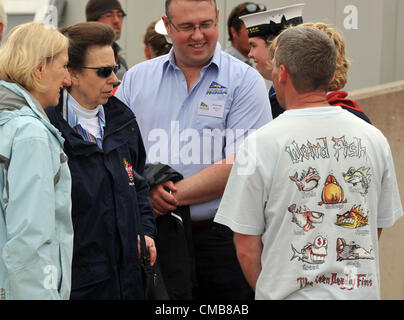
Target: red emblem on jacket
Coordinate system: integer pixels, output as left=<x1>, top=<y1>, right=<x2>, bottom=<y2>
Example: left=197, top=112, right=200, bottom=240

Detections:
left=123, top=159, right=134, bottom=182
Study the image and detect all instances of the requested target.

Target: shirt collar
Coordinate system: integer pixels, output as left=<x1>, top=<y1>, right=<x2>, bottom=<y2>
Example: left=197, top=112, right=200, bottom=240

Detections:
left=269, top=86, right=276, bottom=97
left=165, top=42, right=222, bottom=71
left=62, top=89, right=106, bottom=133
left=209, top=42, right=222, bottom=69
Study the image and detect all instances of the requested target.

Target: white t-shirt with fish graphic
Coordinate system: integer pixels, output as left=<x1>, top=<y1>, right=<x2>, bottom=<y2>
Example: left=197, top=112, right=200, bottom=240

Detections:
left=215, top=106, right=403, bottom=300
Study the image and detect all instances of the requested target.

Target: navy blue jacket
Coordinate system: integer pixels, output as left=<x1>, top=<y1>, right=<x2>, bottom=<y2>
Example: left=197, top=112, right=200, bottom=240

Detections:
left=46, top=96, right=156, bottom=300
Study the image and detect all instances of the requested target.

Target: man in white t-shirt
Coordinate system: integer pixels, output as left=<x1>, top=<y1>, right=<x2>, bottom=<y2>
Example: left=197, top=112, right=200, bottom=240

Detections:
left=214, top=26, right=403, bottom=300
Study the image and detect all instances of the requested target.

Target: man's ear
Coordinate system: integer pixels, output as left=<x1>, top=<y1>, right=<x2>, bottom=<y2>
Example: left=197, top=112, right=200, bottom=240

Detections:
left=230, top=26, right=238, bottom=39
left=68, top=68, right=80, bottom=86
left=162, top=16, right=171, bottom=34
left=279, top=64, right=288, bottom=83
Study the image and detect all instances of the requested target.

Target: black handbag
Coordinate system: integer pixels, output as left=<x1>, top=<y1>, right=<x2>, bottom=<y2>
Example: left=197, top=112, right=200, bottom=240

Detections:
left=138, top=218, right=169, bottom=300
left=145, top=163, right=197, bottom=299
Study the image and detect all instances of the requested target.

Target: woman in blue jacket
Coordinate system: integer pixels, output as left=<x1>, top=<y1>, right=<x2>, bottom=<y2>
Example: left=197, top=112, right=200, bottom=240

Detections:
left=0, top=22, right=73, bottom=300
left=46, top=22, right=156, bottom=300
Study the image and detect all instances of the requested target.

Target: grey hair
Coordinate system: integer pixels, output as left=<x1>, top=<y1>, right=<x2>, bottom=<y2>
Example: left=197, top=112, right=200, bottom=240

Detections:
left=274, top=26, right=337, bottom=93
left=165, top=0, right=217, bottom=19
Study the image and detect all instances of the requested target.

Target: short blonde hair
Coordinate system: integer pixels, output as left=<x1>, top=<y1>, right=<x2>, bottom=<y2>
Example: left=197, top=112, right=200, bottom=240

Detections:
left=0, top=22, right=68, bottom=91
left=269, top=22, right=350, bottom=91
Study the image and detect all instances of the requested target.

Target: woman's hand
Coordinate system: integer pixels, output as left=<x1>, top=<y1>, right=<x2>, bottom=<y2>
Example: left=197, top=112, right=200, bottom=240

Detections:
left=138, top=235, right=157, bottom=266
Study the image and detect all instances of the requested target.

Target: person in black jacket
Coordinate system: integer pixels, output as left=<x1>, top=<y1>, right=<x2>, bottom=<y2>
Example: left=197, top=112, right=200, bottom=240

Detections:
left=46, top=22, right=156, bottom=300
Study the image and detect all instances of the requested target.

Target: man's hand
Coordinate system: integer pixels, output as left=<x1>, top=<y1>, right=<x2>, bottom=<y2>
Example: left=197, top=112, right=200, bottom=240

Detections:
left=149, top=181, right=178, bottom=217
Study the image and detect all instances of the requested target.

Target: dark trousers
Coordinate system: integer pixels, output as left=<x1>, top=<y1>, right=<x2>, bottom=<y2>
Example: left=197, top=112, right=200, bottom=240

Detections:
left=192, top=222, right=254, bottom=300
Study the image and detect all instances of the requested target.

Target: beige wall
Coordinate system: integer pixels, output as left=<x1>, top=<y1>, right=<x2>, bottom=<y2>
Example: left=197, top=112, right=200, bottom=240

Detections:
left=350, top=81, right=404, bottom=300
left=60, top=0, right=404, bottom=91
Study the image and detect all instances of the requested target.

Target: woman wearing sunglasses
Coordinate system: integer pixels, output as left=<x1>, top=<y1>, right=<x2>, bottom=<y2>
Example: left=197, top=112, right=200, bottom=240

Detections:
left=46, top=22, right=156, bottom=300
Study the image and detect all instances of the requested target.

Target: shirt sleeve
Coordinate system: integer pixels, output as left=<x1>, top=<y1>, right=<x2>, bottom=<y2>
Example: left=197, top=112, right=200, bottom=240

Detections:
left=377, top=140, right=403, bottom=228
left=225, top=68, right=272, bottom=158
left=115, top=69, right=132, bottom=110
left=215, top=136, right=266, bottom=235
left=2, top=132, right=62, bottom=300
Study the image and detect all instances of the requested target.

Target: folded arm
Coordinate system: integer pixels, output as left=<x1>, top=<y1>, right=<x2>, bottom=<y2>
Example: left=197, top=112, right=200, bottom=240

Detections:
left=149, top=154, right=236, bottom=216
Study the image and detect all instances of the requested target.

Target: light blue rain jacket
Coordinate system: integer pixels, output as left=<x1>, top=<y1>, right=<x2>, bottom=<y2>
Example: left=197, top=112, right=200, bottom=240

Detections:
left=0, top=81, right=73, bottom=300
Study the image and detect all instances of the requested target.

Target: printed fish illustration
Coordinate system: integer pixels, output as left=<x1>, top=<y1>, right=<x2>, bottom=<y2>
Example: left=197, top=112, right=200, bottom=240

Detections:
left=289, top=167, right=320, bottom=192
left=288, top=204, right=324, bottom=232
left=342, top=166, right=371, bottom=197
left=318, top=174, right=347, bottom=206
left=336, top=238, right=374, bottom=261
left=335, top=205, right=368, bottom=229
left=291, top=236, right=328, bottom=264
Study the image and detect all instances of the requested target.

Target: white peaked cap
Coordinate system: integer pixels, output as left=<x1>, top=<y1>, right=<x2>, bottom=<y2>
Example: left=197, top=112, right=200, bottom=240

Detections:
left=155, top=18, right=172, bottom=44
left=240, top=3, right=305, bottom=38
left=155, top=19, right=167, bottom=35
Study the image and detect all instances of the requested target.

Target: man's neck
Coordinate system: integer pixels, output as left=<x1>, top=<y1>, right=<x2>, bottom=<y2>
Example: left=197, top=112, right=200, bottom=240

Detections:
left=183, top=68, right=202, bottom=93
left=174, top=56, right=209, bottom=93
left=285, top=91, right=330, bottom=110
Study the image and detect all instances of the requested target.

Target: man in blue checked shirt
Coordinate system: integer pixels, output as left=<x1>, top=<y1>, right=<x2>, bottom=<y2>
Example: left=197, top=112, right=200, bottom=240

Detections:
left=116, top=0, right=271, bottom=300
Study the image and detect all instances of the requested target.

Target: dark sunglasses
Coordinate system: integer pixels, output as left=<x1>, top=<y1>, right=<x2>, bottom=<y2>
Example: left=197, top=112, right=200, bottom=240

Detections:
left=241, top=3, right=267, bottom=14
left=79, top=65, right=119, bottom=78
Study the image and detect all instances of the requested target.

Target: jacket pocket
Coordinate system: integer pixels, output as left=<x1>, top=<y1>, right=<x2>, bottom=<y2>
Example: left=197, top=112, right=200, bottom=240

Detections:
left=71, top=260, right=112, bottom=290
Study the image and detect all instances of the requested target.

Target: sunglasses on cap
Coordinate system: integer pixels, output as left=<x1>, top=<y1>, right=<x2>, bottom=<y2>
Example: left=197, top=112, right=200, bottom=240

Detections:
left=79, top=65, right=119, bottom=78
left=241, top=3, right=267, bottom=15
